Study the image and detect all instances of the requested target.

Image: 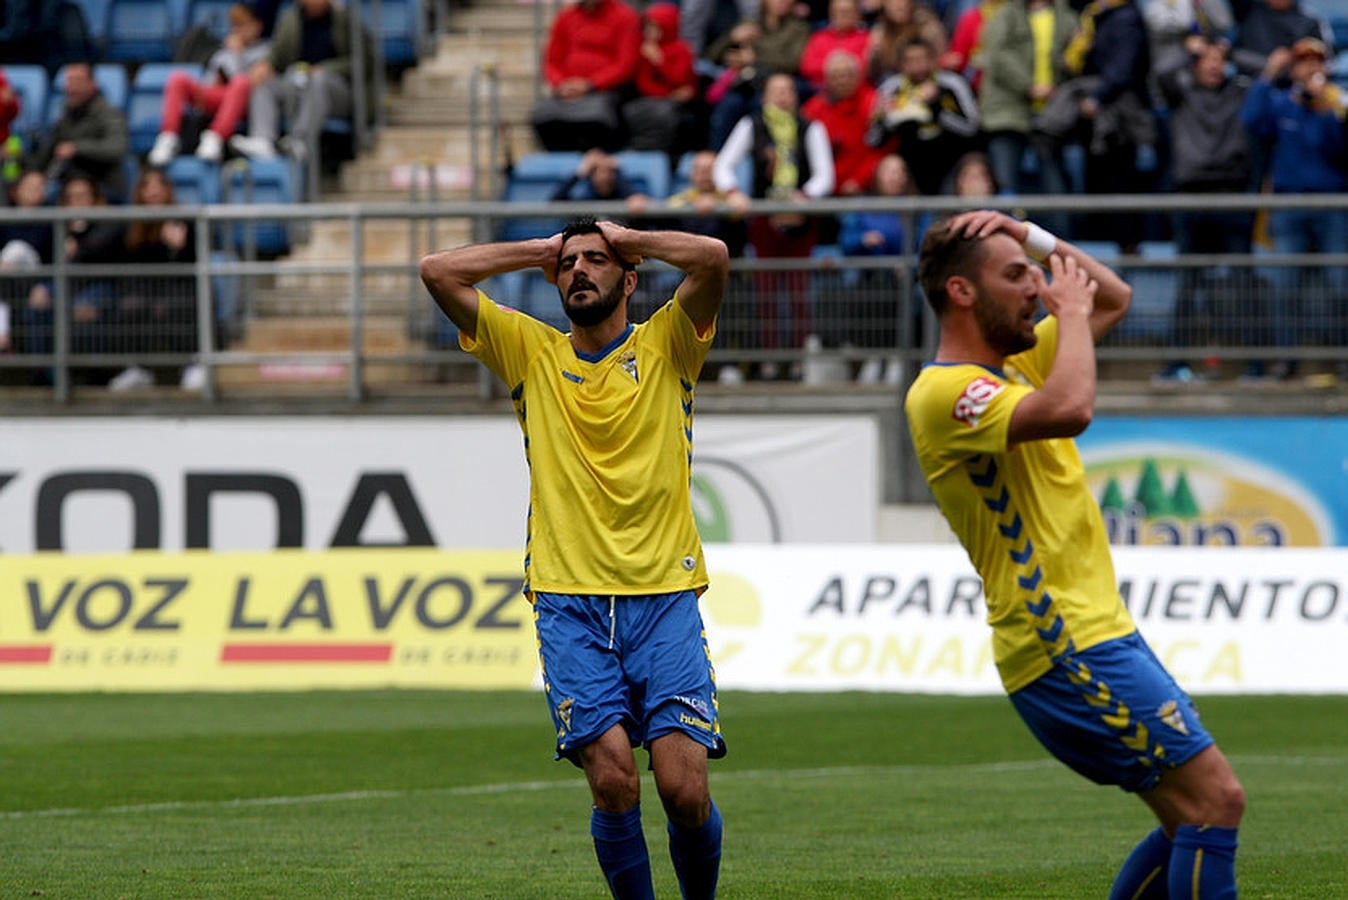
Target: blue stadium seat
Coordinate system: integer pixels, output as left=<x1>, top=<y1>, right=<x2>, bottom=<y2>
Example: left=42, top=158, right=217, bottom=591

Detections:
left=165, top=155, right=221, bottom=205
left=499, top=152, right=583, bottom=242
left=184, top=0, right=236, bottom=38
left=69, top=0, right=110, bottom=42
left=613, top=150, right=671, bottom=199
left=210, top=249, right=244, bottom=339
left=127, top=63, right=205, bottom=157
left=364, top=0, right=425, bottom=68
left=1115, top=241, right=1179, bottom=342
left=4, top=65, right=50, bottom=147
left=672, top=150, right=749, bottom=196
left=221, top=158, right=299, bottom=257
left=47, top=63, right=129, bottom=129
left=490, top=270, right=570, bottom=331
left=103, top=0, right=185, bottom=62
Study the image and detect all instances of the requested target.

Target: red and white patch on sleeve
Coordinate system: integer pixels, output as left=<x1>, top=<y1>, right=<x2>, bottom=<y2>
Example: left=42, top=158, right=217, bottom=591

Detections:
left=950, top=376, right=1005, bottom=427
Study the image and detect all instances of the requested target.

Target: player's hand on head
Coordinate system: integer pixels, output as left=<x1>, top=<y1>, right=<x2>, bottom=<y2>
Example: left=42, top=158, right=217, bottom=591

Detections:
left=947, top=209, right=1027, bottom=244
left=1040, top=252, right=1097, bottom=320
left=597, top=220, right=643, bottom=268
left=540, top=231, right=564, bottom=284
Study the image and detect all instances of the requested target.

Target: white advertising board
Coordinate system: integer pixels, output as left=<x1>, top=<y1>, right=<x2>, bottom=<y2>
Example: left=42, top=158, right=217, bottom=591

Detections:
left=701, top=544, right=1348, bottom=695
left=0, top=544, right=1341, bottom=693
left=0, top=416, right=877, bottom=554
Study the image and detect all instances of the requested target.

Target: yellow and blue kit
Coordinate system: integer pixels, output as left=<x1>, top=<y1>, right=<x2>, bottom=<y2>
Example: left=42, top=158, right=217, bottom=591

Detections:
left=906, top=316, right=1213, bottom=791
left=462, top=291, right=724, bottom=764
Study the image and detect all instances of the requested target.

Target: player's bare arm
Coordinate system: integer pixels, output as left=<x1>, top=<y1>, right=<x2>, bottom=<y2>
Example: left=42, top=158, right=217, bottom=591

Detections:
left=419, top=235, right=562, bottom=339
left=598, top=221, right=730, bottom=333
left=1008, top=252, right=1101, bottom=444
left=950, top=209, right=1131, bottom=340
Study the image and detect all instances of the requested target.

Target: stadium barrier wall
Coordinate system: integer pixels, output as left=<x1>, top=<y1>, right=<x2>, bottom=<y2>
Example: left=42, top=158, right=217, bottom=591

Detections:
left=1, top=544, right=1344, bottom=694
left=2, top=413, right=1345, bottom=552
left=0, top=415, right=879, bottom=552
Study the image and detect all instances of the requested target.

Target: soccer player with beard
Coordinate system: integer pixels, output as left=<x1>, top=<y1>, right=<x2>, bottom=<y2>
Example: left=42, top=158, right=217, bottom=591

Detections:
left=905, top=210, right=1245, bottom=899
left=420, top=218, right=729, bottom=900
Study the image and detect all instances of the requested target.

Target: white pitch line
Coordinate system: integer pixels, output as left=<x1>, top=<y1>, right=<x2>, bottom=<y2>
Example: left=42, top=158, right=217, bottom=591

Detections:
left=1, top=755, right=1337, bottom=822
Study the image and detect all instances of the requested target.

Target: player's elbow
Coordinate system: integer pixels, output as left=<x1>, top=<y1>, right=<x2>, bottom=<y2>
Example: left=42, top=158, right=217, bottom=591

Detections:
left=1058, top=404, right=1093, bottom=436
left=702, top=237, right=731, bottom=276
left=418, top=253, right=446, bottom=289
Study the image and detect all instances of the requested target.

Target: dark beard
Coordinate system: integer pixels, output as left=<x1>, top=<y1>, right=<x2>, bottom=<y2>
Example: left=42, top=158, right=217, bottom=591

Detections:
left=972, top=291, right=1037, bottom=358
left=561, top=278, right=625, bottom=328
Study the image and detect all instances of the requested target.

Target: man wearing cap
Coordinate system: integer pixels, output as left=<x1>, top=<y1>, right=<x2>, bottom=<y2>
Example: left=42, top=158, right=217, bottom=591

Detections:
left=1239, top=36, right=1348, bottom=379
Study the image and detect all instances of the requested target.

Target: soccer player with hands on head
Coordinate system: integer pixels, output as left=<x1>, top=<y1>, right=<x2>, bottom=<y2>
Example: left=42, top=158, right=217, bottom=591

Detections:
left=905, top=209, right=1246, bottom=898
left=420, top=219, right=730, bottom=900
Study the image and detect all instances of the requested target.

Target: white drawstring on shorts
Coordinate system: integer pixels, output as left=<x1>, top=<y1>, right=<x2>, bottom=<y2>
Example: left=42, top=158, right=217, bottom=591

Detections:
left=607, top=596, right=616, bottom=649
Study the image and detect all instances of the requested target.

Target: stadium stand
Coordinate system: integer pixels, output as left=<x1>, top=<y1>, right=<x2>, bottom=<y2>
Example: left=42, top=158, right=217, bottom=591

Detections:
left=68, top=0, right=110, bottom=45
left=498, top=151, right=582, bottom=242
left=611, top=150, right=670, bottom=199
left=46, top=62, right=129, bottom=129
left=221, top=157, right=299, bottom=257
left=164, top=154, right=221, bottom=205
left=5, top=65, right=51, bottom=147
left=102, top=0, right=184, bottom=62
left=183, top=0, right=238, bottom=38
left=366, top=0, right=427, bottom=70
left=126, top=62, right=207, bottom=157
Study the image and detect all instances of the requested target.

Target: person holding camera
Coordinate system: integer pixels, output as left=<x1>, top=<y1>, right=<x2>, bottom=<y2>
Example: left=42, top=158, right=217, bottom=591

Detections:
left=1239, top=36, right=1348, bottom=379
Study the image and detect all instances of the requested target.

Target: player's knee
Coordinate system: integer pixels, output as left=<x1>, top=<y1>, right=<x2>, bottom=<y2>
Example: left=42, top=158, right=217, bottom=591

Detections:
left=657, top=779, right=711, bottom=828
left=1209, top=774, right=1246, bottom=826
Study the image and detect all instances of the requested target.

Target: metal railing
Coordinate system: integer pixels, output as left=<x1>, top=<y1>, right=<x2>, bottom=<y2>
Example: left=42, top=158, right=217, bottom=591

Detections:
left=2, top=192, right=1347, bottom=405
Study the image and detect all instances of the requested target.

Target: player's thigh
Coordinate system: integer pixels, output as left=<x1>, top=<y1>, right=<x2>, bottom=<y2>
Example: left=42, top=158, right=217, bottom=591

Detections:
left=624, top=592, right=725, bottom=757
left=535, top=593, right=633, bottom=756
left=1009, top=632, right=1214, bottom=793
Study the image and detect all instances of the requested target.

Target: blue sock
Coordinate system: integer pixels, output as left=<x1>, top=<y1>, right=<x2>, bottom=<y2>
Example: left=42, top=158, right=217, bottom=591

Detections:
left=667, top=799, right=722, bottom=900
left=1169, top=824, right=1239, bottom=900
left=591, top=804, right=654, bottom=900
left=1110, top=826, right=1171, bottom=900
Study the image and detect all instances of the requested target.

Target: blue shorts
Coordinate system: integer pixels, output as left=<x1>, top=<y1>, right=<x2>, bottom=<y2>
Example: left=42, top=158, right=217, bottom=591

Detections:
left=533, top=591, right=727, bottom=766
left=1008, top=631, right=1215, bottom=793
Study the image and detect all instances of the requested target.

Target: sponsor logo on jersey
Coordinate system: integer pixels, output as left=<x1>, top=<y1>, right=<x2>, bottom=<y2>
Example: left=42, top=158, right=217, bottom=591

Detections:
left=674, top=694, right=711, bottom=718
left=951, top=376, right=1005, bottom=427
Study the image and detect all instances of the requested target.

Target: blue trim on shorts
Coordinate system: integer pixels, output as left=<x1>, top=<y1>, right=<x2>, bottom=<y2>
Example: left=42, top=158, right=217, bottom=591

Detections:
left=534, top=591, right=726, bottom=767
left=1009, top=632, right=1215, bottom=793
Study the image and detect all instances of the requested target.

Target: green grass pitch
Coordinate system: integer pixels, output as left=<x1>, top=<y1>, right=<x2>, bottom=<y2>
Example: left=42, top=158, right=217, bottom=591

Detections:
left=2, top=690, right=1345, bottom=898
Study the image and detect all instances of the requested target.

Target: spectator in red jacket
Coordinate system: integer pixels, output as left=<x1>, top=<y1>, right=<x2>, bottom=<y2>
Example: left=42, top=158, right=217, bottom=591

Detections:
left=0, top=69, right=18, bottom=145
left=799, top=0, right=871, bottom=92
left=531, top=0, right=642, bottom=152
left=623, top=3, right=699, bottom=153
left=0, top=69, right=21, bottom=188
left=801, top=49, right=887, bottom=196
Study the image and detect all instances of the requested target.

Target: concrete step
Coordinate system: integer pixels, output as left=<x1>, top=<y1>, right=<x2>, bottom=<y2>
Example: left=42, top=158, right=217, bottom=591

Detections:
left=218, top=315, right=437, bottom=387
left=439, top=1, right=547, bottom=38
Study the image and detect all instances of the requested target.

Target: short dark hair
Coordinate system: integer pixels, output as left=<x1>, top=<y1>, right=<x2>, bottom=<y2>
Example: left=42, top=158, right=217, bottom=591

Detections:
left=916, top=217, right=989, bottom=316
left=558, top=216, right=636, bottom=271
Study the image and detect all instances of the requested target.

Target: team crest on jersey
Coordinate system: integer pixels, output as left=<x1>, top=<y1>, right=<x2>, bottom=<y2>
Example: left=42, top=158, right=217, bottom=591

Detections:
left=951, top=376, right=1005, bottom=427
left=556, top=697, right=575, bottom=733
left=1157, top=700, right=1189, bottom=736
left=619, top=350, right=638, bottom=382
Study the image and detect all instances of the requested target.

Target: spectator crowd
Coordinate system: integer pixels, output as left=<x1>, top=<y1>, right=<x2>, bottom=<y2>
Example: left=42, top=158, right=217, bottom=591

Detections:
left=0, top=0, right=374, bottom=389
left=530, top=0, right=1348, bottom=382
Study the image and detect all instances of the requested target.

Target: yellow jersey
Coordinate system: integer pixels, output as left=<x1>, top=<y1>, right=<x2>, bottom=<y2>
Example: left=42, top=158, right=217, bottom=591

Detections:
left=463, top=291, right=714, bottom=597
left=904, top=317, right=1136, bottom=692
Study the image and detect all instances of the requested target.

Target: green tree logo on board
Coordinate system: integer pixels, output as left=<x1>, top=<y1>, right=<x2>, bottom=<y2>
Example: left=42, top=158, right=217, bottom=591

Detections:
left=1094, top=457, right=1296, bottom=546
